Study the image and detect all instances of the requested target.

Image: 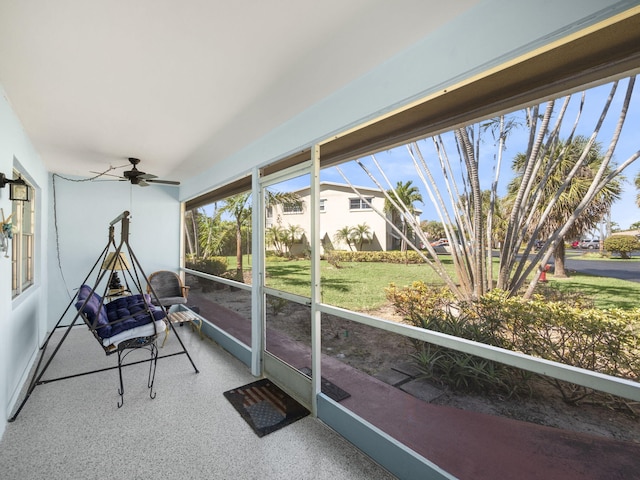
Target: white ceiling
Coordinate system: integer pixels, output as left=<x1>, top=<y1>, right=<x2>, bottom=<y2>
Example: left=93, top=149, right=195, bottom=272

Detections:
left=0, top=1, right=477, bottom=183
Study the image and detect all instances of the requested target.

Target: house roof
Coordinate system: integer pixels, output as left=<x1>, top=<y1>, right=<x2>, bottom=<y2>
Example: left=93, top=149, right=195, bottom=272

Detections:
left=291, top=181, right=386, bottom=196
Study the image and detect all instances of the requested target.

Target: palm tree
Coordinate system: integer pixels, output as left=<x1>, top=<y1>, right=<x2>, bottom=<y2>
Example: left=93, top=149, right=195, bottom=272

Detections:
left=506, top=136, right=622, bottom=277
left=629, top=220, right=640, bottom=230
left=184, top=208, right=199, bottom=258
left=420, top=220, right=446, bottom=242
left=266, top=191, right=302, bottom=211
left=218, top=193, right=251, bottom=281
left=282, top=224, right=304, bottom=256
left=362, top=78, right=636, bottom=301
left=350, top=223, right=372, bottom=251
left=458, top=189, right=508, bottom=249
left=455, top=127, right=486, bottom=297
left=265, top=225, right=286, bottom=256
left=384, top=180, right=423, bottom=252
left=218, top=190, right=302, bottom=281
left=333, top=226, right=354, bottom=251
left=197, top=210, right=229, bottom=257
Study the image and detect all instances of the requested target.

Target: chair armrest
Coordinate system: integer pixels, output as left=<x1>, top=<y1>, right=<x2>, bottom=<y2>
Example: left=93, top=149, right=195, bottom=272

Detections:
left=182, top=285, right=190, bottom=299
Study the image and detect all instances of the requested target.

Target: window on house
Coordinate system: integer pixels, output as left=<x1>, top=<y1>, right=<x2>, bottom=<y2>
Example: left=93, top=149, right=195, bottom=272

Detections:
left=266, top=206, right=273, bottom=218
left=349, top=197, right=373, bottom=210
left=319, top=198, right=326, bottom=212
left=11, top=171, right=35, bottom=298
left=283, top=202, right=303, bottom=214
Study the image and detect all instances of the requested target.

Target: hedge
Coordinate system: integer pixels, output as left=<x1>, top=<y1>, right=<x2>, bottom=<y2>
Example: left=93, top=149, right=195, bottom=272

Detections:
left=324, top=250, right=429, bottom=264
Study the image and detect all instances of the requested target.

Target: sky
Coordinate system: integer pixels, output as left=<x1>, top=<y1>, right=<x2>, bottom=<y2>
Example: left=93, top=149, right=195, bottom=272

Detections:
left=272, top=75, right=640, bottom=234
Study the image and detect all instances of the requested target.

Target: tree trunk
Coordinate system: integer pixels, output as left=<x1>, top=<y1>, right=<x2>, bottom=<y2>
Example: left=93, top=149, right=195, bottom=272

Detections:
left=185, top=216, right=194, bottom=257
left=235, top=221, right=243, bottom=281
left=554, top=241, right=568, bottom=278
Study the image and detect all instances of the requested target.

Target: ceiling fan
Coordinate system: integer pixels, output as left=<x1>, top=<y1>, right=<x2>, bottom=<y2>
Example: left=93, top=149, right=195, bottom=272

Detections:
left=97, top=157, right=180, bottom=187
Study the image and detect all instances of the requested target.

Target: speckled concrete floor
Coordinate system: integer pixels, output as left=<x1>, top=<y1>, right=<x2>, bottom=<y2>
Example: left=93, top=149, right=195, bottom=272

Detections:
left=0, top=326, right=395, bottom=480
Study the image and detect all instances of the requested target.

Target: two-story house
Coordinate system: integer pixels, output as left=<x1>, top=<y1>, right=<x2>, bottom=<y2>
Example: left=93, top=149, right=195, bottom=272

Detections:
left=267, top=181, right=420, bottom=254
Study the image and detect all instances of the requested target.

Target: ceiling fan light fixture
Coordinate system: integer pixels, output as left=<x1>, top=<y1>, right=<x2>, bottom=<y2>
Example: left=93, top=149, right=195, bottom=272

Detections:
left=104, top=157, right=181, bottom=187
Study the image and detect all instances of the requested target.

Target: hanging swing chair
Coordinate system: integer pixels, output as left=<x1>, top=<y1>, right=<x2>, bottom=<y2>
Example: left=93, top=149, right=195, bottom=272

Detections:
left=9, top=211, right=199, bottom=421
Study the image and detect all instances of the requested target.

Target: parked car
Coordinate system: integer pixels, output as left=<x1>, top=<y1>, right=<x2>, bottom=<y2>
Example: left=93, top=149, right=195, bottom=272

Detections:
left=571, top=240, right=580, bottom=248
left=430, top=238, right=449, bottom=247
left=579, top=238, right=600, bottom=249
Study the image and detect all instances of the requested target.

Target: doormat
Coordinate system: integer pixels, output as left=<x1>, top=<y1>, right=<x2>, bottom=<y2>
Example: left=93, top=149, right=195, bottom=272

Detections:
left=223, top=378, right=310, bottom=437
left=299, top=367, right=351, bottom=402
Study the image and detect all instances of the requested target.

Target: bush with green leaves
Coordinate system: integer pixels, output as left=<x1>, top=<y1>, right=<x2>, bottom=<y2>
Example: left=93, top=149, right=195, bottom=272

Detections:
left=386, top=282, right=640, bottom=404
left=603, top=235, right=640, bottom=258
left=186, top=256, right=228, bottom=275
left=478, top=290, right=640, bottom=403
left=322, top=244, right=341, bottom=269
left=324, top=250, right=430, bottom=264
left=386, top=283, right=530, bottom=395
left=185, top=256, right=229, bottom=291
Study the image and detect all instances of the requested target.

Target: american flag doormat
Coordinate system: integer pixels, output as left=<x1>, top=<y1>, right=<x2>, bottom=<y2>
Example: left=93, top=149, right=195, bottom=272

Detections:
left=223, top=378, right=310, bottom=437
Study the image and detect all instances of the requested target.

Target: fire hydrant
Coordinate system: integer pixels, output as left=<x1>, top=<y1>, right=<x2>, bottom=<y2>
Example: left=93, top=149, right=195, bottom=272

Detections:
left=539, top=264, right=551, bottom=282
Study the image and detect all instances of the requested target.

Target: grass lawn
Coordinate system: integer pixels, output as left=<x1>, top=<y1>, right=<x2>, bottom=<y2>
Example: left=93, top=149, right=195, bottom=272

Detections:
left=264, top=257, right=449, bottom=311
left=320, top=261, right=454, bottom=311
left=221, top=255, right=640, bottom=312
left=568, top=252, right=640, bottom=261
left=547, top=272, right=640, bottom=310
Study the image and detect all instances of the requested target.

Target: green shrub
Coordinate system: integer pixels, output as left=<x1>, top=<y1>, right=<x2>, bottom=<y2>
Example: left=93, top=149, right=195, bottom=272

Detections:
left=186, top=256, right=229, bottom=292
left=478, top=291, right=640, bottom=403
left=322, top=245, right=342, bottom=269
left=326, top=250, right=430, bottom=264
left=386, top=283, right=528, bottom=395
left=386, top=282, right=640, bottom=403
left=186, top=256, right=228, bottom=276
left=603, top=235, right=640, bottom=258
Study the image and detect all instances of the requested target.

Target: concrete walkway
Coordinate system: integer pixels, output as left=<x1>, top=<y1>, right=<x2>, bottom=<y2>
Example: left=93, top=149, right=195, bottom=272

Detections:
left=191, top=294, right=640, bottom=480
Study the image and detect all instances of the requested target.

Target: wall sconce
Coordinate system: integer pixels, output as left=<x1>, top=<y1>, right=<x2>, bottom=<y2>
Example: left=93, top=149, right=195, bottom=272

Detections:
left=0, top=173, right=30, bottom=201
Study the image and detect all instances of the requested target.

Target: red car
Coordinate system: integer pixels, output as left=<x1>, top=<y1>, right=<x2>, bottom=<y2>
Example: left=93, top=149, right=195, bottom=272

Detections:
left=571, top=240, right=580, bottom=249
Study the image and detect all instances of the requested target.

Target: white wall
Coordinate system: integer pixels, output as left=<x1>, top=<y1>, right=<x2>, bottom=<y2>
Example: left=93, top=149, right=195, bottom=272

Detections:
left=0, top=82, right=179, bottom=429
left=274, top=184, right=390, bottom=251
left=46, top=178, right=181, bottom=322
left=0, top=85, right=49, bottom=434
left=180, top=0, right=637, bottom=201
left=319, top=186, right=389, bottom=251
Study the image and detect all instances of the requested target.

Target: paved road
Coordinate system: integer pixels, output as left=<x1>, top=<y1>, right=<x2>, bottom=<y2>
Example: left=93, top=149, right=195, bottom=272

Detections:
left=564, top=252, right=640, bottom=282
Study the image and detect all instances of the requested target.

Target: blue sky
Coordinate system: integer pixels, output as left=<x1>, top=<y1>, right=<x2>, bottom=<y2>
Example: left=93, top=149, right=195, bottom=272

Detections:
left=274, top=76, right=640, bottom=232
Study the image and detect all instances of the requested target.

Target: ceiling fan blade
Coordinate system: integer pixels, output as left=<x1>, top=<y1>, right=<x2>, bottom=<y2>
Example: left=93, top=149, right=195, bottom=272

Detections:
left=146, top=179, right=180, bottom=186
left=89, top=158, right=176, bottom=187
